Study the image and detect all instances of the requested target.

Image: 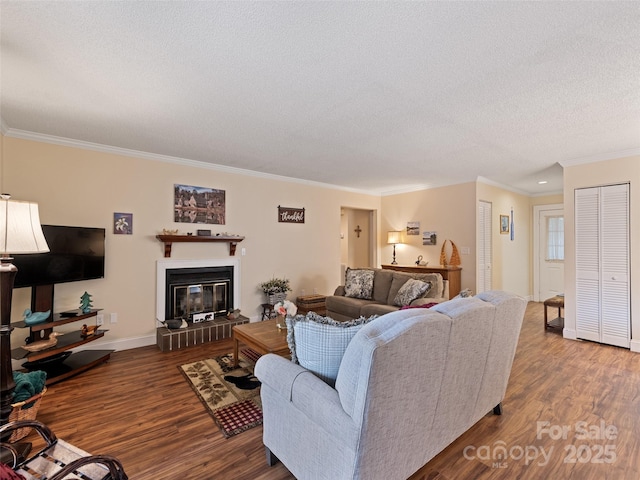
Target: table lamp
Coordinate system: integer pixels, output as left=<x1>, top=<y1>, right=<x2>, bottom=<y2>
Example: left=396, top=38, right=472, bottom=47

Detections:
left=0, top=195, right=49, bottom=436
left=387, top=231, right=402, bottom=265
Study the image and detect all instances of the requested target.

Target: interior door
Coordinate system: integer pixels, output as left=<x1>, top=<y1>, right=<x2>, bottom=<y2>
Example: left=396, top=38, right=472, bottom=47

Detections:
left=537, top=206, right=564, bottom=300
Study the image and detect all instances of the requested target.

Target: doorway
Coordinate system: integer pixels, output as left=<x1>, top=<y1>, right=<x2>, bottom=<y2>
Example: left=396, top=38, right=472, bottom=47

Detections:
left=341, top=207, right=376, bottom=276
left=533, top=204, right=564, bottom=302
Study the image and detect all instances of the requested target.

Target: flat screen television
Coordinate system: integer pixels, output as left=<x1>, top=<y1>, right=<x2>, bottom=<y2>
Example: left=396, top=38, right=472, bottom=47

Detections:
left=13, top=225, right=106, bottom=288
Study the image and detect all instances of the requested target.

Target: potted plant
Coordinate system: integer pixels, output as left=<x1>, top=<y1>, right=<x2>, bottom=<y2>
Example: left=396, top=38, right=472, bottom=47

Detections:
left=260, top=277, right=292, bottom=305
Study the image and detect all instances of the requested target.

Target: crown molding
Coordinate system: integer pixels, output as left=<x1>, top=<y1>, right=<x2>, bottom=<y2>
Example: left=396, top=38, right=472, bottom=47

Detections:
left=3, top=127, right=379, bottom=196
left=559, top=148, right=640, bottom=167
left=476, top=176, right=531, bottom=196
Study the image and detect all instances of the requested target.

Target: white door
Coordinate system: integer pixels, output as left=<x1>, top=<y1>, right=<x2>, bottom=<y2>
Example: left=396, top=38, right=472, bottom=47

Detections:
left=599, top=184, right=630, bottom=348
left=575, top=184, right=630, bottom=348
left=535, top=205, right=564, bottom=301
left=477, top=200, right=492, bottom=293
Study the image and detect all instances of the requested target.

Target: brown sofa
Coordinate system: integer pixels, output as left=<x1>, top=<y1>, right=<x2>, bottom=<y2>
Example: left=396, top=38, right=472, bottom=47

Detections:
left=325, top=267, right=449, bottom=322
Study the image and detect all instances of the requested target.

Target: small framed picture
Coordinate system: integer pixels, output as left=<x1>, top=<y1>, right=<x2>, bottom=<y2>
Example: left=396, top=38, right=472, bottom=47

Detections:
left=114, top=213, right=133, bottom=235
left=422, top=231, right=437, bottom=245
left=500, top=215, right=510, bottom=234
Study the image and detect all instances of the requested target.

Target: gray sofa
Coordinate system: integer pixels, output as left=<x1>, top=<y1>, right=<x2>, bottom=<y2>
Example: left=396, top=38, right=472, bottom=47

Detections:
left=255, top=290, right=527, bottom=480
left=325, top=267, right=449, bottom=322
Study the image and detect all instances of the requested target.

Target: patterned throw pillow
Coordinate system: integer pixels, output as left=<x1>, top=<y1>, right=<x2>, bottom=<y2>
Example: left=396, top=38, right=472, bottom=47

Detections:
left=286, top=312, right=376, bottom=386
left=393, top=278, right=431, bottom=306
left=344, top=268, right=375, bottom=299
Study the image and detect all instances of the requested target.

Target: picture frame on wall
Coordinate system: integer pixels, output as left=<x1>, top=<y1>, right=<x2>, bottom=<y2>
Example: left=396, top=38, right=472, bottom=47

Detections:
left=114, top=213, right=133, bottom=235
left=422, top=231, right=437, bottom=245
left=500, top=215, right=510, bottom=234
left=406, top=221, right=420, bottom=235
left=174, top=184, right=226, bottom=225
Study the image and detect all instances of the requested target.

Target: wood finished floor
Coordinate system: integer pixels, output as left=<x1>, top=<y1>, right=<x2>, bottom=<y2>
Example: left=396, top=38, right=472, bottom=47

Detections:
left=24, top=302, right=640, bottom=479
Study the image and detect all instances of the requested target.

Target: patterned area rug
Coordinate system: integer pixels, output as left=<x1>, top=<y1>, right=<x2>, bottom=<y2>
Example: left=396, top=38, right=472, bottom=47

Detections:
left=179, top=350, right=262, bottom=438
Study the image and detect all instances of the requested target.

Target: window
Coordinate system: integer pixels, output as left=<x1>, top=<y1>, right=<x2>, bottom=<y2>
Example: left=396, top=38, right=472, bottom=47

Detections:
left=546, top=216, right=564, bottom=261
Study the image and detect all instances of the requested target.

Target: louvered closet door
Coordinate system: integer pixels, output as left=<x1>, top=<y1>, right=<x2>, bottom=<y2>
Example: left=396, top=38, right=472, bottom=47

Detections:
left=575, top=184, right=630, bottom=348
left=600, top=184, right=630, bottom=347
left=478, top=200, right=492, bottom=293
left=575, top=188, right=601, bottom=343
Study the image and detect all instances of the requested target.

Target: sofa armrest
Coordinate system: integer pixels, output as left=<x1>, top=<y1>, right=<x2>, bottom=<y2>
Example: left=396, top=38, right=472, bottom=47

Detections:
left=255, top=354, right=312, bottom=401
left=334, top=285, right=346, bottom=296
left=255, top=354, right=359, bottom=445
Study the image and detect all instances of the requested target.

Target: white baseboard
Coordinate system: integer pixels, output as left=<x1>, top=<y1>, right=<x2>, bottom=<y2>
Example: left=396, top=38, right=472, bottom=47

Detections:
left=70, top=334, right=156, bottom=353
left=630, top=340, right=640, bottom=353
left=562, top=328, right=577, bottom=340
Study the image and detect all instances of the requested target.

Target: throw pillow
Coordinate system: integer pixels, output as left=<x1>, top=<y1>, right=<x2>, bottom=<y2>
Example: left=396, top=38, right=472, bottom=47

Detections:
left=344, top=268, right=374, bottom=300
left=394, top=278, right=431, bottom=306
left=286, top=312, right=376, bottom=386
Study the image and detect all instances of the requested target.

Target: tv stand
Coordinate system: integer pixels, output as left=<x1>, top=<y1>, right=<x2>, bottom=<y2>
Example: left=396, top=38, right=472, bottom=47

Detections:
left=11, top=285, right=113, bottom=385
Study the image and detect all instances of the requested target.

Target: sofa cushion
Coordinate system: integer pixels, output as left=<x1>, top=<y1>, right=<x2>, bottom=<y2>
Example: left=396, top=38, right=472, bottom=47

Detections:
left=386, top=272, right=412, bottom=305
left=361, top=303, right=399, bottom=317
left=325, top=295, right=377, bottom=321
left=393, top=278, right=431, bottom=306
left=372, top=269, right=394, bottom=303
left=412, top=273, right=444, bottom=299
left=344, top=268, right=375, bottom=299
left=286, top=312, right=376, bottom=386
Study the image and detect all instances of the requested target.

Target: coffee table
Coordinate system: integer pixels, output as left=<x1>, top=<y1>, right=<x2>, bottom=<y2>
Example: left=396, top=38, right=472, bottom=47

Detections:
left=232, top=318, right=290, bottom=367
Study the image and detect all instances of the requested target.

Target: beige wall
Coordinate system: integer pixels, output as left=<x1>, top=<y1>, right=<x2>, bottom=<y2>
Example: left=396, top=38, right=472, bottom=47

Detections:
left=563, top=155, right=640, bottom=352
left=2, top=136, right=381, bottom=349
left=476, top=182, right=531, bottom=297
left=381, top=182, right=477, bottom=292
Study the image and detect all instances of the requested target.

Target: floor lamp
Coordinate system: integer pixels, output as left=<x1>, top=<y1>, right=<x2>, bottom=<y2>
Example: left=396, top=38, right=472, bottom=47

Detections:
left=387, top=231, right=402, bottom=265
left=0, top=195, right=49, bottom=445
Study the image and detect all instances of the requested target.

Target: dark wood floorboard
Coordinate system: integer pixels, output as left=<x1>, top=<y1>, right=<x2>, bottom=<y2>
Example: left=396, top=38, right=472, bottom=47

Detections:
left=22, top=302, right=640, bottom=479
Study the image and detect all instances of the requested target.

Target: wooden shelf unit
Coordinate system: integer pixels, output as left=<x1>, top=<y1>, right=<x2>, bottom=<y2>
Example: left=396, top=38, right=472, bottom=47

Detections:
left=12, top=285, right=113, bottom=385
left=156, top=234, right=245, bottom=257
left=381, top=264, right=462, bottom=298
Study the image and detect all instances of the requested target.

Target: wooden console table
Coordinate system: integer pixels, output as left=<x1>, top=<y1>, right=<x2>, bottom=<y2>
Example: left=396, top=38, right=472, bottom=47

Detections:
left=381, top=265, right=462, bottom=298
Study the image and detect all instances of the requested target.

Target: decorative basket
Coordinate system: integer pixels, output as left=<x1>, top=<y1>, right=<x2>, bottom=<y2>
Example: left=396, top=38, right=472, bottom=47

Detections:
left=8, top=387, right=47, bottom=442
left=267, top=292, right=287, bottom=306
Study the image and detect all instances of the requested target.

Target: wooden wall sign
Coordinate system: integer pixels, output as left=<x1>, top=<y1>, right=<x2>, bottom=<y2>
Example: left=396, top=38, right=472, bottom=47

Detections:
left=278, top=206, right=305, bottom=223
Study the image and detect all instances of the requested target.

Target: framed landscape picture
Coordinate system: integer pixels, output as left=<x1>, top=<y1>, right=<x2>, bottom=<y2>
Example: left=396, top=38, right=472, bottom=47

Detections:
left=174, top=184, right=226, bottom=225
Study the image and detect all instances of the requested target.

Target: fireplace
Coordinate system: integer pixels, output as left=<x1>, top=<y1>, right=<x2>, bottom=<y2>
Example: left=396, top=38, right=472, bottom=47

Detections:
left=156, top=259, right=241, bottom=323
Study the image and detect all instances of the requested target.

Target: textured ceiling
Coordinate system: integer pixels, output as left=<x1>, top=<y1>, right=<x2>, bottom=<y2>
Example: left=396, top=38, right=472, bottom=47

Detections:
left=1, top=1, right=639, bottom=195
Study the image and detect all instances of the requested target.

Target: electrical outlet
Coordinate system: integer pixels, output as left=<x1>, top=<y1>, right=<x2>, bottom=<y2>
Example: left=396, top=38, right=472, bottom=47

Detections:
left=110, top=313, right=118, bottom=324
left=96, top=314, right=104, bottom=326
left=461, top=247, right=471, bottom=255
left=241, top=247, right=246, bottom=256
left=313, top=287, right=318, bottom=294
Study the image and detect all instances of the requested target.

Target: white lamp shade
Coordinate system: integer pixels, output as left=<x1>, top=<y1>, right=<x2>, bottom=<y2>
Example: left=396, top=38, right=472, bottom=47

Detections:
left=0, top=198, right=50, bottom=254
left=387, top=231, right=402, bottom=245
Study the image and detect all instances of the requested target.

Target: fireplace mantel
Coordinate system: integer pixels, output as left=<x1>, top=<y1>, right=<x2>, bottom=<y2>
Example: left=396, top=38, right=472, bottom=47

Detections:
left=156, top=234, right=245, bottom=257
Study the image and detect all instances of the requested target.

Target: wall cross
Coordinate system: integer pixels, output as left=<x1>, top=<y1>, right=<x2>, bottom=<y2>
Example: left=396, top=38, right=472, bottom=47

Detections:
left=354, top=225, right=362, bottom=238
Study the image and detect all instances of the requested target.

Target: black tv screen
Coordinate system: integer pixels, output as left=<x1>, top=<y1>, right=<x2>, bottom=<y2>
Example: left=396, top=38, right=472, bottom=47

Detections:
left=13, top=225, right=106, bottom=288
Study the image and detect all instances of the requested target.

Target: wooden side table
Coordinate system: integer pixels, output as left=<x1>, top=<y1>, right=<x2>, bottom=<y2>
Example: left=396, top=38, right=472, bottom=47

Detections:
left=544, top=295, right=564, bottom=330
left=297, top=294, right=327, bottom=316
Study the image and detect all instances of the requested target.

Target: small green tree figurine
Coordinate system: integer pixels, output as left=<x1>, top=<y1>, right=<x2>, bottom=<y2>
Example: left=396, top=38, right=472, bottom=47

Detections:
left=80, top=291, right=93, bottom=314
